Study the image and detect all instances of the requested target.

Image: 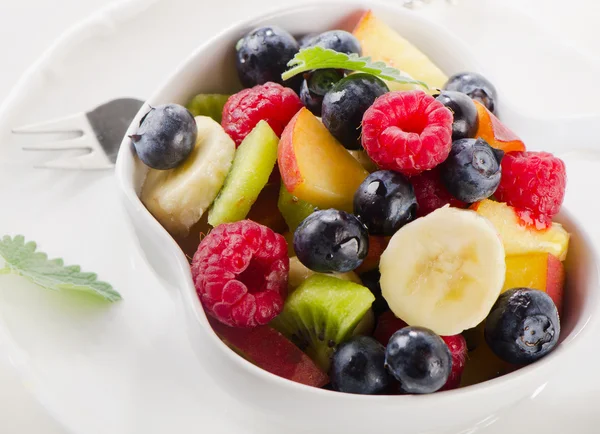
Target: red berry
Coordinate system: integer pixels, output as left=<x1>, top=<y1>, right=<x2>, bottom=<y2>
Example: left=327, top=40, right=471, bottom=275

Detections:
left=221, top=82, right=303, bottom=146
left=495, top=151, right=567, bottom=229
left=191, top=220, right=289, bottom=328
left=362, top=90, right=453, bottom=176
left=410, top=168, right=466, bottom=217
left=440, top=334, right=467, bottom=391
left=373, top=310, right=407, bottom=346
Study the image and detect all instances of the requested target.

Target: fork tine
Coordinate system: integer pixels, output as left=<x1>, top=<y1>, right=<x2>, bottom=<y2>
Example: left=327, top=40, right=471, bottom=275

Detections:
left=11, top=112, right=86, bottom=135
left=21, top=137, right=91, bottom=152
left=35, top=150, right=114, bottom=170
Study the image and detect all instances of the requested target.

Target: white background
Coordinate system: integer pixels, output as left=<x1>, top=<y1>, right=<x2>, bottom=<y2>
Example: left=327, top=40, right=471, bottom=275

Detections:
left=0, top=0, right=599, bottom=432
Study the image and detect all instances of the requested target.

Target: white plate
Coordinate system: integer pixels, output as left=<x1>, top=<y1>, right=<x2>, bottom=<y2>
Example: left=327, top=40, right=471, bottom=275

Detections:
left=0, top=0, right=599, bottom=433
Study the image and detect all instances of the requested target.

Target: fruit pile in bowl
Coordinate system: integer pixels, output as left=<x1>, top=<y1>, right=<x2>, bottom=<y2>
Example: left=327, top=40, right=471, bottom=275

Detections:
left=130, top=9, right=573, bottom=396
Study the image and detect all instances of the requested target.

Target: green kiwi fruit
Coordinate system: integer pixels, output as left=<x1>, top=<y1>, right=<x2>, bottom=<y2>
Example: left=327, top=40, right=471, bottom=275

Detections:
left=186, top=94, right=230, bottom=123
left=208, top=120, right=279, bottom=226
left=277, top=182, right=315, bottom=232
left=271, top=274, right=375, bottom=371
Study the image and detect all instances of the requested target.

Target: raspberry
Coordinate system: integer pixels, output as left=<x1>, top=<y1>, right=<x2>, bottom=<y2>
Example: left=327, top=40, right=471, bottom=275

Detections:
left=191, top=220, right=289, bottom=327
left=221, top=82, right=303, bottom=146
left=495, top=151, right=567, bottom=229
left=440, top=334, right=467, bottom=391
left=410, top=168, right=466, bottom=217
left=362, top=90, right=453, bottom=176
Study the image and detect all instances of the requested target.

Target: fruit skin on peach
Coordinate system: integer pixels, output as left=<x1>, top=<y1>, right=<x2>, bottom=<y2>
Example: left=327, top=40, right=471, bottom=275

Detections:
left=208, top=317, right=329, bottom=387
left=503, top=253, right=565, bottom=316
left=473, top=100, right=526, bottom=153
left=472, top=199, right=569, bottom=261
left=352, top=10, right=447, bottom=91
left=278, top=108, right=369, bottom=212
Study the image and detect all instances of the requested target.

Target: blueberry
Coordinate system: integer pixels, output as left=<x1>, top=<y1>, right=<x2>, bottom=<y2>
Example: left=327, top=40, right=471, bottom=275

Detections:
left=322, top=73, right=389, bottom=150
left=354, top=170, right=417, bottom=236
left=130, top=104, right=197, bottom=170
left=302, top=30, right=362, bottom=55
left=236, top=26, right=299, bottom=89
left=385, top=326, right=452, bottom=394
left=294, top=209, right=369, bottom=273
left=299, top=82, right=323, bottom=116
left=485, top=288, right=560, bottom=365
left=435, top=90, right=478, bottom=140
left=308, top=69, right=345, bottom=95
left=440, top=138, right=504, bottom=203
left=331, top=336, right=392, bottom=394
left=299, top=69, right=344, bottom=116
left=444, top=72, right=498, bottom=114
left=359, top=270, right=389, bottom=317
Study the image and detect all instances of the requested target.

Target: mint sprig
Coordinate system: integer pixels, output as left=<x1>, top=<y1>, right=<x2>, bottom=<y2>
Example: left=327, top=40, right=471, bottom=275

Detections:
left=282, top=46, right=429, bottom=89
left=0, top=235, right=121, bottom=302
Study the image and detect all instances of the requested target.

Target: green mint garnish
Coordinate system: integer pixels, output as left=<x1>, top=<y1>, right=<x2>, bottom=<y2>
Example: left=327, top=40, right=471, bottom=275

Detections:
left=281, top=46, right=428, bottom=89
left=0, top=235, right=121, bottom=302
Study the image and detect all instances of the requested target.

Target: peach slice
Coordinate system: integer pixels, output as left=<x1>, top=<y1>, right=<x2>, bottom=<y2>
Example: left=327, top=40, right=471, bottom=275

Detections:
left=473, top=100, right=526, bottom=153
left=208, top=317, right=329, bottom=388
left=503, top=253, right=565, bottom=315
left=278, top=108, right=369, bottom=211
left=352, top=10, right=447, bottom=91
left=472, top=199, right=569, bottom=261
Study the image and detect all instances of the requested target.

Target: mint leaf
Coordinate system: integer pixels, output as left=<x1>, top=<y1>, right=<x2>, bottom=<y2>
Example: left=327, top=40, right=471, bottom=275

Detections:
left=0, top=235, right=121, bottom=302
left=282, top=46, right=429, bottom=89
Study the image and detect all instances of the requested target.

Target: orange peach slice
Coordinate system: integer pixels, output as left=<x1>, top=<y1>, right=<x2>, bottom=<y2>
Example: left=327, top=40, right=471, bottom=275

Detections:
left=352, top=10, right=447, bottom=91
left=278, top=108, right=369, bottom=212
left=473, top=100, right=526, bottom=153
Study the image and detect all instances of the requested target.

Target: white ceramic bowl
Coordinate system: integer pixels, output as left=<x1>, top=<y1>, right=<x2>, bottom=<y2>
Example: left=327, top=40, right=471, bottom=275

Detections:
left=116, top=2, right=600, bottom=433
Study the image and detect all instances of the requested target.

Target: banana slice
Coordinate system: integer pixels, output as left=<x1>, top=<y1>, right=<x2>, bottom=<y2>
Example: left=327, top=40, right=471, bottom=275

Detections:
left=141, top=116, right=235, bottom=236
left=380, top=206, right=505, bottom=336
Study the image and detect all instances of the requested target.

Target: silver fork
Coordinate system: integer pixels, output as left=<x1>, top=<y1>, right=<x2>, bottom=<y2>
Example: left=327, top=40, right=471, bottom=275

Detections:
left=12, top=98, right=144, bottom=170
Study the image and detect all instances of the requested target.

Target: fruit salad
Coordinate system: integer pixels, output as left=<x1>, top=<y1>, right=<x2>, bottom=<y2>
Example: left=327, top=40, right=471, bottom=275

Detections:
left=132, top=10, right=569, bottom=395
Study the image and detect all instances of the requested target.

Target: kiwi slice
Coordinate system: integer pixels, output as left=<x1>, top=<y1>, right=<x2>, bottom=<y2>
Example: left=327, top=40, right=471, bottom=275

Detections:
left=271, top=274, right=375, bottom=371
left=277, top=183, right=315, bottom=232
left=186, top=94, right=230, bottom=123
left=208, top=120, right=279, bottom=226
